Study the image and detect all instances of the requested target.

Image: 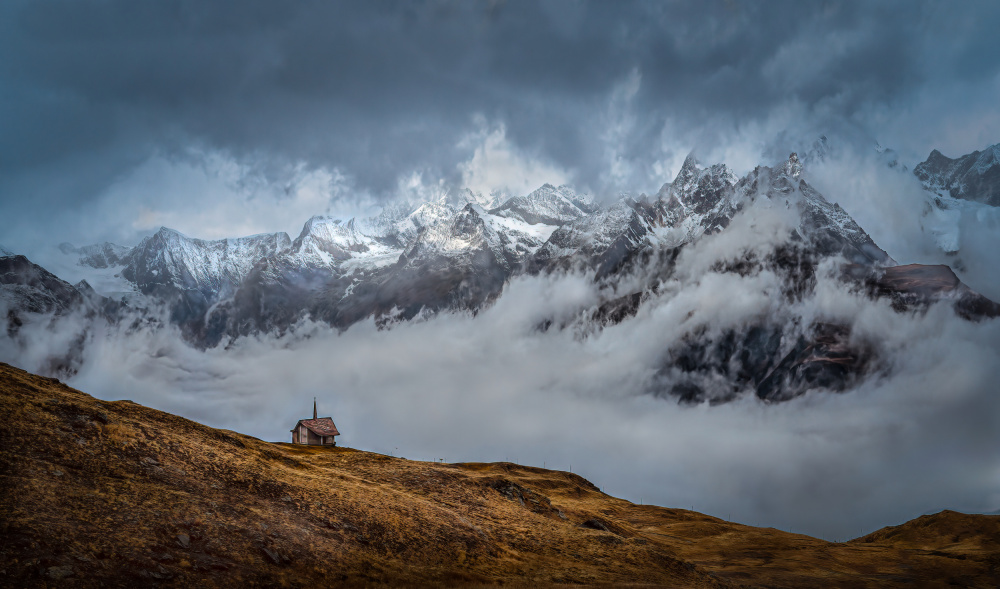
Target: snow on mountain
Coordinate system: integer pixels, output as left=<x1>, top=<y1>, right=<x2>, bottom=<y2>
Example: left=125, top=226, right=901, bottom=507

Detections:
left=429, top=187, right=508, bottom=211
left=367, top=201, right=461, bottom=251
left=530, top=197, right=655, bottom=276
left=0, top=255, right=89, bottom=316
left=8, top=150, right=998, bottom=404
left=483, top=211, right=559, bottom=257
left=657, top=154, right=740, bottom=239
left=914, top=143, right=1000, bottom=206
left=890, top=141, right=1000, bottom=255
left=490, top=184, right=594, bottom=225
left=290, top=216, right=398, bottom=270
left=51, top=156, right=895, bottom=342
left=532, top=155, right=739, bottom=275
left=3, top=158, right=915, bottom=357
left=528, top=152, right=893, bottom=278
left=451, top=187, right=510, bottom=210
left=738, top=153, right=895, bottom=266
left=403, top=204, right=523, bottom=271
left=121, top=227, right=292, bottom=301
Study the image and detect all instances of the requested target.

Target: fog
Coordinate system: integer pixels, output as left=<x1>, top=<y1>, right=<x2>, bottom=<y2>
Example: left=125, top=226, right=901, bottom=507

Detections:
left=4, top=194, right=996, bottom=542
left=806, top=149, right=1000, bottom=301
left=5, top=2, right=1000, bottom=253
left=3, top=0, right=1000, bottom=546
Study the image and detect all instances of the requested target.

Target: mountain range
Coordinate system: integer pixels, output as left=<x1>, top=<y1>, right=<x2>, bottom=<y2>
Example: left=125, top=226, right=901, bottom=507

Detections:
left=910, top=142, right=1000, bottom=255
left=3, top=148, right=999, bottom=404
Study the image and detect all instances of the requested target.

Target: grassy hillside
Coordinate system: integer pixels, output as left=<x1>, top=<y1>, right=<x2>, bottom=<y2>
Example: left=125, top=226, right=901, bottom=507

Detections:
left=0, top=362, right=997, bottom=587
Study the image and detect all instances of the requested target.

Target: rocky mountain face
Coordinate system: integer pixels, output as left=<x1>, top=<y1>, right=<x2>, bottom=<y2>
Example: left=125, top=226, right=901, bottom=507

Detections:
left=5, top=154, right=998, bottom=403
left=0, top=256, right=120, bottom=376
left=915, top=143, right=1000, bottom=206
left=491, top=183, right=596, bottom=225
left=115, top=228, right=292, bottom=341
left=901, top=142, right=1000, bottom=255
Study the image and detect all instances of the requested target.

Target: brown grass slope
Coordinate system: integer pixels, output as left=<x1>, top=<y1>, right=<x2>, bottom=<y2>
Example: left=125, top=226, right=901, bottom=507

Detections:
left=0, top=362, right=998, bottom=588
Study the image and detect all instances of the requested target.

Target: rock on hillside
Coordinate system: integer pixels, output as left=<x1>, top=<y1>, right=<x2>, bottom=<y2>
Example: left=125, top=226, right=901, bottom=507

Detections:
left=1, top=362, right=998, bottom=588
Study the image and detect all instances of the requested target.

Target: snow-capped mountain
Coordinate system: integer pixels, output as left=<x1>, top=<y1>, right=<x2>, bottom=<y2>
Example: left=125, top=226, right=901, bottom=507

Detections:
left=658, top=154, right=739, bottom=234
left=290, top=216, right=398, bottom=268
left=894, top=142, right=1000, bottom=255
left=54, top=153, right=929, bottom=338
left=748, top=153, right=893, bottom=265
left=490, top=184, right=595, bottom=225
left=530, top=196, right=658, bottom=278
left=10, top=151, right=998, bottom=402
left=915, top=143, right=1000, bottom=206
left=121, top=227, right=292, bottom=297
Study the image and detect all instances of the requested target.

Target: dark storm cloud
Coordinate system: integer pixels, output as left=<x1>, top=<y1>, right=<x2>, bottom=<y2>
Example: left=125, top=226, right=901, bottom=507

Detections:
left=3, top=0, right=1000, bottom=544
left=0, top=2, right=1000, bottom=188
left=6, top=202, right=1000, bottom=540
left=2, top=0, right=1000, bottom=246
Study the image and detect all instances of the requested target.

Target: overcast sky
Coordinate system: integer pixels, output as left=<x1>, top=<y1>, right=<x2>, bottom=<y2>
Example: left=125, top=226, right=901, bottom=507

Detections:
left=9, top=211, right=998, bottom=541
left=2, top=0, right=1000, bottom=249
left=3, top=1, right=1000, bottom=540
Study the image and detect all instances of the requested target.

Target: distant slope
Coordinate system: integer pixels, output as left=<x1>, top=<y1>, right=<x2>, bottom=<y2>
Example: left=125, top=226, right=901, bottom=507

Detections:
left=915, top=144, right=1000, bottom=206
left=1, top=363, right=998, bottom=587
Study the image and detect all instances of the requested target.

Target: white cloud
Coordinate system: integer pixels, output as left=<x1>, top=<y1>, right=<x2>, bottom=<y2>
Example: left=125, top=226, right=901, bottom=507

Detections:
left=457, top=118, right=572, bottom=197
left=90, top=152, right=366, bottom=242
left=5, top=124, right=1000, bottom=545
left=3, top=199, right=984, bottom=543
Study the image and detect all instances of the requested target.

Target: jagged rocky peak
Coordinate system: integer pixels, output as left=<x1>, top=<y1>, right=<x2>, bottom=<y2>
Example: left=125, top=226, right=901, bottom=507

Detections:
left=295, top=216, right=367, bottom=250
left=0, top=255, right=85, bottom=314
left=783, top=152, right=803, bottom=178
left=406, top=203, right=495, bottom=258
left=8, top=148, right=999, bottom=404
left=379, top=200, right=464, bottom=248
left=734, top=153, right=894, bottom=266
left=144, top=226, right=292, bottom=260
left=451, top=203, right=489, bottom=239
left=121, top=226, right=293, bottom=296
left=659, top=154, right=737, bottom=205
left=653, top=153, right=739, bottom=237
left=914, top=142, right=1000, bottom=206
left=0, top=255, right=116, bottom=376
left=489, top=183, right=594, bottom=225
left=655, top=153, right=699, bottom=201
left=289, top=215, right=407, bottom=269
left=73, top=279, right=95, bottom=295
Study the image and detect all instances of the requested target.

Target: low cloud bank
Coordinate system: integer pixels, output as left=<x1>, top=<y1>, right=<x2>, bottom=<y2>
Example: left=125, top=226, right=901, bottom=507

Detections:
left=1, top=203, right=984, bottom=541
left=3, top=160, right=999, bottom=541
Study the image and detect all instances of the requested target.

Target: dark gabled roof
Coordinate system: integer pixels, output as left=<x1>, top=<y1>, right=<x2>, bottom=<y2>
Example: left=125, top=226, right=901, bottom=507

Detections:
left=293, top=417, right=340, bottom=436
